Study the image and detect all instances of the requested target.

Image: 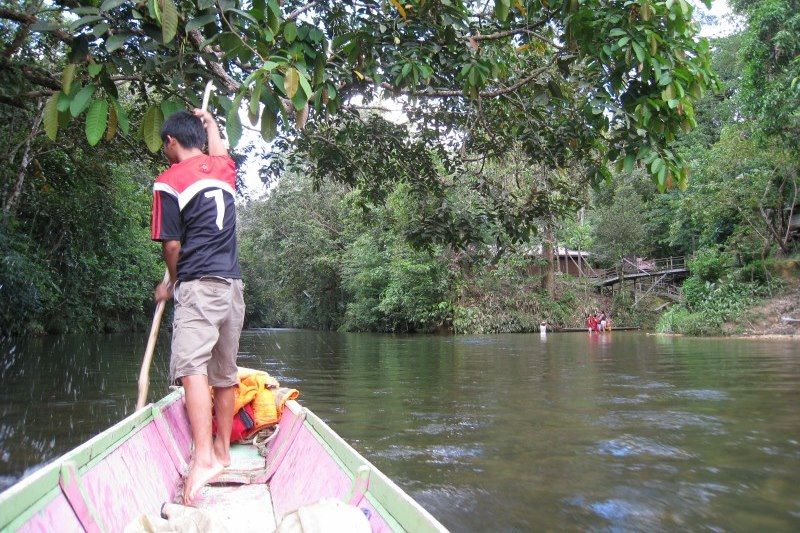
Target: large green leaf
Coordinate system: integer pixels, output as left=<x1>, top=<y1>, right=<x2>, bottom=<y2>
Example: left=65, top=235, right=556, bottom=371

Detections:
left=100, top=0, right=128, bottom=12
left=85, top=99, right=109, bottom=146
left=161, top=0, right=179, bottom=43
left=70, top=85, right=95, bottom=117
left=260, top=106, right=277, bottom=141
left=105, top=33, right=133, bottom=52
left=249, top=82, right=262, bottom=126
left=623, top=153, right=636, bottom=173
left=69, top=15, right=103, bottom=32
left=284, top=21, right=297, bottom=43
left=110, top=97, right=130, bottom=135
left=43, top=93, right=60, bottom=141
left=88, top=63, right=103, bottom=77
left=30, top=22, right=62, bottom=32
left=143, top=105, right=165, bottom=152
left=226, top=107, right=242, bottom=148
left=148, top=0, right=162, bottom=24
left=57, top=92, right=71, bottom=113
left=297, top=71, right=312, bottom=99
left=291, top=89, right=307, bottom=111
left=494, top=0, right=511, bottom=22
left=284, top=67, right=300, bottom=98
left=160, top=100, right=184, bottom=119
left=186, top=14, right=217, bottom=32
left=313, top=53, right=326, bottom=87
left=61, top=64, right=76, bottom=94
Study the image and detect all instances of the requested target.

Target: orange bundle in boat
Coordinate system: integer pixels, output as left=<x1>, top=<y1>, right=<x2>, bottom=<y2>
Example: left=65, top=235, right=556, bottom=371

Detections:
left=214, top=368, right=299, bottom=442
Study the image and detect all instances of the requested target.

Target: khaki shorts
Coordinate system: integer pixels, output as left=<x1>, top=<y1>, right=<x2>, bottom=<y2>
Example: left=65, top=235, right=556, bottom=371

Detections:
left=171, top=277, right=245, bottom=388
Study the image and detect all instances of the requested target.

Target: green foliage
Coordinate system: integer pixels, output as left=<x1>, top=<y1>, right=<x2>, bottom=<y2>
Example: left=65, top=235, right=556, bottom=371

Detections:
left=1, top=88, right=162, bottom=336
left=732, top=0, right=800, bottom=144
left=341, top=230, right=451, bottom=333
left=1, top=162, right=161, bottom=335
left=238, top=170, right=605, bottom=334
left=590, top=180, right=648, bottom=264
left=0, top=231, right=57, bottom=336
left=4, top=0, right=717, bottom=215
left=451, top=254, right=593, bottom=334
left=657, top=273, right=781, bottom=335
left=688, top=248, right=733, bottom=283
left=238, top=174, right=346, bottom=330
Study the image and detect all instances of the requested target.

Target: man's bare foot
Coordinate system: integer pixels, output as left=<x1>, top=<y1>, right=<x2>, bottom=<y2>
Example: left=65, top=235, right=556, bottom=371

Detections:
left=213, top=437, right=231, bottom=468
left=183, top=458, right=223, bottom=505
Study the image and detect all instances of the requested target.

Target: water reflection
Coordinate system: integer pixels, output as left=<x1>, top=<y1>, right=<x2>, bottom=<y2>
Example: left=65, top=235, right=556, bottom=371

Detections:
left=1, top=331, right=799, bottom=531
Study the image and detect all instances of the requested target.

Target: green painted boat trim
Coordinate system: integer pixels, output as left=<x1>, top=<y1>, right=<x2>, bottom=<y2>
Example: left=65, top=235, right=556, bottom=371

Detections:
left=1, top=391, right=445, bottom=532
left=302, top=419, right=405, bottom=532
left=290, top=401, right=446, bottom=532
left=0, top=390, right=184, bottom=532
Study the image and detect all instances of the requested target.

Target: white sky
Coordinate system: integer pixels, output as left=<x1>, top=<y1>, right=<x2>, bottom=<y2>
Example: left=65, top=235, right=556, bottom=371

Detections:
left=696, top=0, right=741, bottom=38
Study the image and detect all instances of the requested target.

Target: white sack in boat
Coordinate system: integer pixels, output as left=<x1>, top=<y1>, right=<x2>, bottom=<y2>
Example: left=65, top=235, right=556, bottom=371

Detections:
left=276, top=498, right=371, bottom=533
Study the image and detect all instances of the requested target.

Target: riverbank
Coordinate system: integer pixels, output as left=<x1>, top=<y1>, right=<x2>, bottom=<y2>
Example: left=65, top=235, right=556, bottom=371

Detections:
left=720, top=279, right=800, bottom=337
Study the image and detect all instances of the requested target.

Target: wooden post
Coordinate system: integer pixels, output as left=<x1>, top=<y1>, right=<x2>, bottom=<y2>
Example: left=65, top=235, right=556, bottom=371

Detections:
left=541, top=223, right=555, bottom=298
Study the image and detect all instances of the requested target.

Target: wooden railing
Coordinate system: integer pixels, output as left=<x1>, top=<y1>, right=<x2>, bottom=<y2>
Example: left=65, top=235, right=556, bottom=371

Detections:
left=587, top=255, right=689, bottom=284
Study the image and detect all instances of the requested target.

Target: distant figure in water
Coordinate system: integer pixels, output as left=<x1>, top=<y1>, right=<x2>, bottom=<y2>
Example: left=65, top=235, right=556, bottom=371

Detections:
left=586, top=310, right=612, bottom=333
left=587, top=313, right=598, bottom=333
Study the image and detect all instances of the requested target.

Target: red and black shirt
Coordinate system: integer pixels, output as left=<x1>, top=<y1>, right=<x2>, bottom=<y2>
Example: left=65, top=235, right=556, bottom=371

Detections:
left=150, top=155, right=241, bottom=281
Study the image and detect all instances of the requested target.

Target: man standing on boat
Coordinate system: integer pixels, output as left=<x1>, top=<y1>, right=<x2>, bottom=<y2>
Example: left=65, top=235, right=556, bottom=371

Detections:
left=151, top=109, right=244, bottom=504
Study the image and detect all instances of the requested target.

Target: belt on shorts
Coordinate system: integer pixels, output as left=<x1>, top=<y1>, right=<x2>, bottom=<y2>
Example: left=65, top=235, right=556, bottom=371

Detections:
left=198, top=276, right=232, bottom=285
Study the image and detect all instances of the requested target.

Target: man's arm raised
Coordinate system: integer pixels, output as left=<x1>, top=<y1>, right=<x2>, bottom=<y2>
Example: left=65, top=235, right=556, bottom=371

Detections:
left=193, top=109, right=227, bottom=157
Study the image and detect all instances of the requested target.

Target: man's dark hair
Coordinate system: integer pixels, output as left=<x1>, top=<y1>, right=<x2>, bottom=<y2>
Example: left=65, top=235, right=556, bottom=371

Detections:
left=160, top=111, right=207, bottom=149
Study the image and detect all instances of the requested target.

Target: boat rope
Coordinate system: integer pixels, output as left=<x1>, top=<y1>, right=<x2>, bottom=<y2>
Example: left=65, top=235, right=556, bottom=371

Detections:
left=251, top=425, right=279, bottom=457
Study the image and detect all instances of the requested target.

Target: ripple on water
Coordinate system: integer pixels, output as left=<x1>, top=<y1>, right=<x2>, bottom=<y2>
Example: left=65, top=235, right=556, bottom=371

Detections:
left=425, top=444, right=484, bottom=464
left=0, top=475, right=17, bottom=493
left=616, top=380, right=675, bottom=390
left=414, top=417, right=488, bottom=436
left=590, top=498, right=662, bottom=523
left=411, top=486, right=494, bottom=529
left=370, top=444, right=427, bottom=461
left=599, top=393, right=652, bottom=405
left=594, top=435, right=695, bottom=459
left=672, top=389, right=730, bottom=401
left=597, top=410, right=725, bottom=434
left=369, top=443, right=483, bottom=465
left=566, top=494, right=665, bottom=529
left=455, top=337, right=497, bottom=345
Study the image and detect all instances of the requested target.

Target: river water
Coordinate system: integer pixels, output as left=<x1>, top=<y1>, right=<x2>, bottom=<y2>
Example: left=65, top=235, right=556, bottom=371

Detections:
left=1, top=330, right=798, bottom=531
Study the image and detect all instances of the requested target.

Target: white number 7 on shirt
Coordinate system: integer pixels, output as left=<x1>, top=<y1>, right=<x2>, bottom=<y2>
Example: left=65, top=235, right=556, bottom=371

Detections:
left=204, top=189, right=225, bottom=230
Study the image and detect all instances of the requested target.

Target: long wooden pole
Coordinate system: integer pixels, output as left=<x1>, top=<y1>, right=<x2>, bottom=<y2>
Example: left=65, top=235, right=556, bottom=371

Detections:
left=135, top=81, right=215, bottom=411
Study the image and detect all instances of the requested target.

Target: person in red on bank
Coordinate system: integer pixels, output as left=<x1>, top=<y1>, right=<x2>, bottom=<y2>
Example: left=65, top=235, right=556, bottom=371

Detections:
left=151, top=109, right=245, bottom=505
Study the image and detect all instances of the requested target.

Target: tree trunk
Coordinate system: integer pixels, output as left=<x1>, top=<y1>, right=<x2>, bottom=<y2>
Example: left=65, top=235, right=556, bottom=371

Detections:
left=2, top=102, right=43, bottom=221
left=541, top=223, right=555, bottom=298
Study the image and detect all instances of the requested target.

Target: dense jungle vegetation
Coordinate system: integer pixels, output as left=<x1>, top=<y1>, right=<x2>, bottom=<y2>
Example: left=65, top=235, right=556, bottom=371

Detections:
left=1, top=0, right=797, bottom=336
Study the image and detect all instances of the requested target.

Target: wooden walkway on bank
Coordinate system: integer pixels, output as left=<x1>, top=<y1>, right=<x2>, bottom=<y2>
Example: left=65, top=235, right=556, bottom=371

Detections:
left=589, top=256, right=689, bottom=287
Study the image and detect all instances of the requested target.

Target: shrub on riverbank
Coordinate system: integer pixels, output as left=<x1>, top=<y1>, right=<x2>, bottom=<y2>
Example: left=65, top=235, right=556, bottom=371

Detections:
left=1, top=163, right=161, bottom=336
left=656, top=268, right=782, bottom=336
left=450, top=254, right=613, bottom=333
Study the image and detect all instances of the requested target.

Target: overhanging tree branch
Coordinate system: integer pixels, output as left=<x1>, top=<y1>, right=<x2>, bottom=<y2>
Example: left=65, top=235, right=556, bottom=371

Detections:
left=0, top=7, right=74, bottom=44
left=364, top=61, right=554, bottom=99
